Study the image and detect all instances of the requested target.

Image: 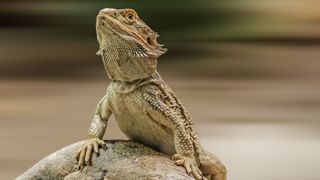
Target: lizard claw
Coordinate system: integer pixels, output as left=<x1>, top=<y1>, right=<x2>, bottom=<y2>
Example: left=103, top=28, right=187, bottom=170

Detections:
left=172, top=154, right=203, bottom=180
left=76, top=138, right=106, bottom=169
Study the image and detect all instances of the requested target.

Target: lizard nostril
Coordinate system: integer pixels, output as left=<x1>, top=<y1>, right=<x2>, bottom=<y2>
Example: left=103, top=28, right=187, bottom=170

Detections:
left=100, top=16, right=106, bottom=20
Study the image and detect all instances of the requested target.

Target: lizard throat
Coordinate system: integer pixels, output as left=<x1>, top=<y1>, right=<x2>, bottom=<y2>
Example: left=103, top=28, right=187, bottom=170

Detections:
left=98, top=45, right=158, bottom=83
left=111, top=71, right=162, bottom=94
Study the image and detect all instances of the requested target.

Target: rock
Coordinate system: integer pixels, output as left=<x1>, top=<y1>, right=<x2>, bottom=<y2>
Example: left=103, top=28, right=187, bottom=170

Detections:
left=17, top=140, right=194, bottom=180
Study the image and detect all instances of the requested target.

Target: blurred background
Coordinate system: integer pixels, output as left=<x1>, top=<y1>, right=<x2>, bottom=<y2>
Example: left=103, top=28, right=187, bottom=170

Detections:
left=1, top=0, right=320, bottom=179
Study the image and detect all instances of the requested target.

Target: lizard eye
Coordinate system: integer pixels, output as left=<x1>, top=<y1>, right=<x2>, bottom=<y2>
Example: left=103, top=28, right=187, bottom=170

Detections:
left=126, top=12, right=135, bottom=22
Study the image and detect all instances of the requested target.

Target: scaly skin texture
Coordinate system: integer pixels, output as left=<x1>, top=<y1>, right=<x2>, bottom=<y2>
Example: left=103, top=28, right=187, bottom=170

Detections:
left=76, top=8, right=227, bottom=180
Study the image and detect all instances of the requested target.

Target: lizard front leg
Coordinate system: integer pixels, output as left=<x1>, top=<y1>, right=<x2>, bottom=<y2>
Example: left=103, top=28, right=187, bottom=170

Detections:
left=76, top=95, right=112, bottom=168
left=145, top=93, right=203, bottom=180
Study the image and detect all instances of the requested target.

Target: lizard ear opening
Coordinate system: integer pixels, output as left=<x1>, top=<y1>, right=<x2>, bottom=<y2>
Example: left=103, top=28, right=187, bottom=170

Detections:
left=147, top=37, right=152, bottom=45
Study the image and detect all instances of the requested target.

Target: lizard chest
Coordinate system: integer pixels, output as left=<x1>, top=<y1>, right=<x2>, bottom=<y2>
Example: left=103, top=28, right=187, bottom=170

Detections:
left=108, top=90, right=150, bottom=131
left=107, top=88, right=175, bottom=154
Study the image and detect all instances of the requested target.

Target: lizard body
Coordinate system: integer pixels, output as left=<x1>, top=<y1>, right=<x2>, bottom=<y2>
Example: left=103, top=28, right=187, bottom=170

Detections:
left=76, top=8, right=227, bottom=180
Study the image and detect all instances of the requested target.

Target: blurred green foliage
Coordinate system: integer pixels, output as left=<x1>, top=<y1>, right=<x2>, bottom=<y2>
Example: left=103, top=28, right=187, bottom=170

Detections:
left=2, top=0, right=319, bottom=41
left=0, top=0, right=319, bottom=79
left=1, top=0, right=241, bottom=41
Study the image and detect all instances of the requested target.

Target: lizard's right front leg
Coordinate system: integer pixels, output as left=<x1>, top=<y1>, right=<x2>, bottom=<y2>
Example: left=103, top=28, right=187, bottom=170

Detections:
left=76, top=95, right=112, bottom=168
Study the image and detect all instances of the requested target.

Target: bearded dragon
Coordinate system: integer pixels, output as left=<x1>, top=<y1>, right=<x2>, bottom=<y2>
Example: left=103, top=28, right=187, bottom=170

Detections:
left=76, top=8, right=227, bottom=180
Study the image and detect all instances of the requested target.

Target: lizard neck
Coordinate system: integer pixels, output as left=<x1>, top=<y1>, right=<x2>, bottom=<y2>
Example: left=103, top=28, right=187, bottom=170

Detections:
left=110, top=71, right=163, bottom=94
left=99, top=45, right=158, bottom=82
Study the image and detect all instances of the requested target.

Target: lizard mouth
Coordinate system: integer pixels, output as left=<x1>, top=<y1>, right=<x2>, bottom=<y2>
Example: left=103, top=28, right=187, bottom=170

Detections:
left=96, top=15, right=119, bottom=35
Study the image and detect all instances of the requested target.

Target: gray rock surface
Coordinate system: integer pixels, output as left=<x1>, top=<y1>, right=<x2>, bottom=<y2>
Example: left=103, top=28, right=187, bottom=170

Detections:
left=17, top=140, right=194, bottom=180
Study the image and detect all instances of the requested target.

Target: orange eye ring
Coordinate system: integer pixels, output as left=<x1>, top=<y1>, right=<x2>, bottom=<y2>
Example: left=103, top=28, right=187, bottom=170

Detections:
left=126, top=12, right=135, bottom=22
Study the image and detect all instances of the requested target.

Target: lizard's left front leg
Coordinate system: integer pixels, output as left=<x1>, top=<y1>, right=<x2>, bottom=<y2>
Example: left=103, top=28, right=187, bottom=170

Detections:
left=146, top=94, right=203, bottom=180
left=76, top=95, right=112, bottom=168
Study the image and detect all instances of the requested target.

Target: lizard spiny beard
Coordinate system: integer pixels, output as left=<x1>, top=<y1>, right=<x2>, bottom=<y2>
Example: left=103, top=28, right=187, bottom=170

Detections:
left=97, top=33, right=158, bottom=82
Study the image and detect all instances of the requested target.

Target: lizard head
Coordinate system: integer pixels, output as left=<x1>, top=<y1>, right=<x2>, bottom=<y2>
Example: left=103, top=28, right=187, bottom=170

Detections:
left=96, top=8, right=167, bottom=81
